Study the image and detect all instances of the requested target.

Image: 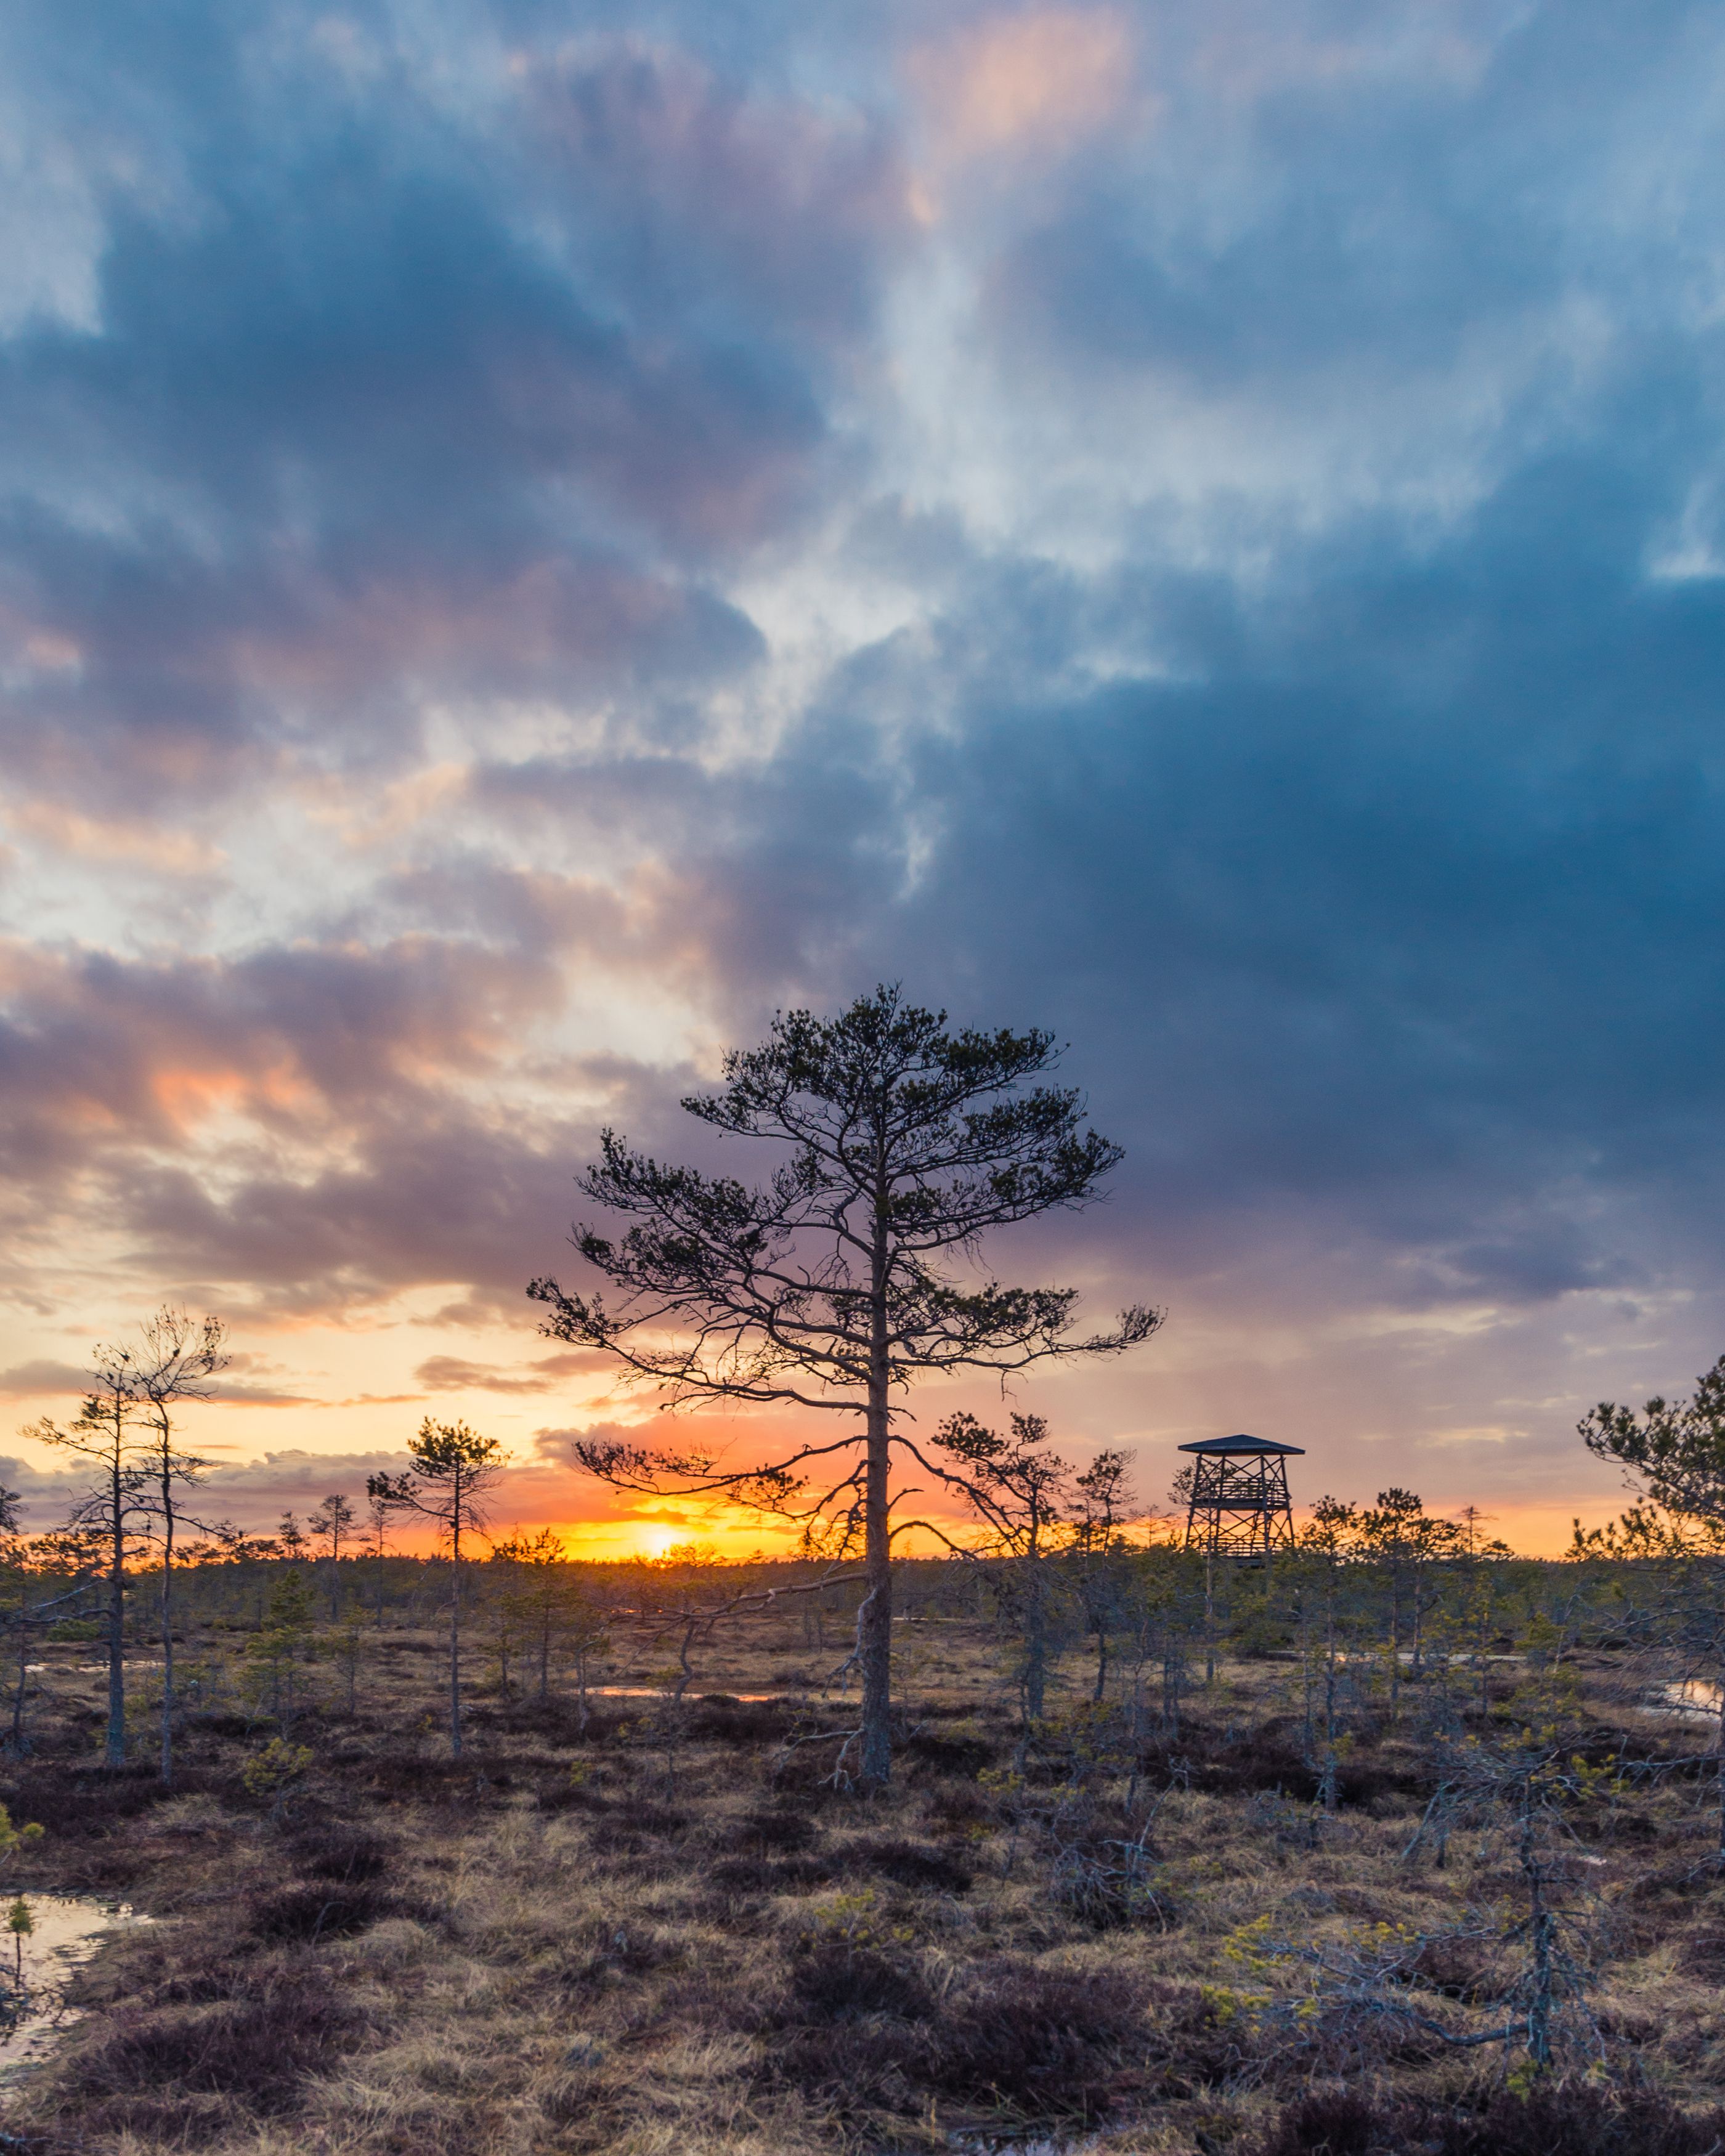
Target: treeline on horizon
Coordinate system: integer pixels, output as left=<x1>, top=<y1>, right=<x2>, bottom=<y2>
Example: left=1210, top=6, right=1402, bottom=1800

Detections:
left=11, top=1387, right=1725, bottom=1785
left=7, top=1492, right=1723, bottom=1704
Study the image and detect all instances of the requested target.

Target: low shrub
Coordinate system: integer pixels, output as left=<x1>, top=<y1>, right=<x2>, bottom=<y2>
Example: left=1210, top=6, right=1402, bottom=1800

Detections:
left=923, top=1779, right=991, bottom=1831
left=0, top=1762, right=162, bottom=1836
left=623, top=1803, right=690, bottom=1836
left=789, top=1940, right=933, bottom=2021
left=1255, top=2085, right=1725, bottom=2156
left=285, top=1822, right=390, bottom=1882
left=1404, top=1933, right=1513, bottom=2004
left=358, top=1751, right=523, bottom=1805
left=584, top=1805, right=689, bottom=1858
left=1135, top=1720, right=1429, bottom=1809
left=707, top=1854, right=834, bottom=1894
left=553, top=1922, right=684, bottom=1992
left=249, top=1883, right=398, bottom=1942
left=1254, top=2091, right=1385, bottom=2155
left=477, top=1695, right=598, bottom=1741
left=901, top=1727, right=996, bottom=1778
left=762, top=1955, right=1147, bottom=2125
left=684, top=1699, right=789, bottom=1742
left=723, top=1808, right=821, bottom=1855
left=765, top=1750, right=857, bottom=1804
left=184, top=1709, right=254, bottom=1739
left=1049, top=1831, right=1176, bottom=1930
left=845, top=1837, right=974, bottom=1894
left=920, top=1961, right=1146, bottom=2110
left=532, top=1769, right=612, bottom=1814
left=49, top=1966, right=367, bottom=2142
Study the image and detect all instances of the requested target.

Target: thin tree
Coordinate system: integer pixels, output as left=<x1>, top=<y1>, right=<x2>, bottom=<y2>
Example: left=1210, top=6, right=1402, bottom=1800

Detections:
left=363, top=1485, right=392, bottom=1623
left=1579, top=1354, right=1725, bottom=1855
left=0, top=1504, right=94, bottom=1756
left=1409, top=1704, right=1616, bottom=2073
left=369, top=1420, right=506, bottom=1757
left=330, top=1603, right=363, bottom=1716
left=1580, top=1353, right=1725, bottom=1523
left=1167, top=1461, right=1219, bottom=1684
left=1298, top=1496, right=1360, bottom=1811
left=530, top=986, right=1157, bottom=1788
left=1071, top=1449, right=1139, bottom=1703
left=308, top=1493, right=357, bottom=1617
left=243, top=1566, right=319, bottom=1739
left=933, top=1411, right=1074, bottom=1728
left=1355, top=1488, right=1461, bottom=1720
left=489, top=1528, right=576, bottom=1700
left=132, top=1308, right=229, bottom=1786
left=25, top=1343, right=157, bottom=1766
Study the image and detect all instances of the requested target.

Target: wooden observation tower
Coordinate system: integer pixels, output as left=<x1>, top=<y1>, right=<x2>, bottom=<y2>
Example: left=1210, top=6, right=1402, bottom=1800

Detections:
left=1180, top=1434, right=1302, bottom=1560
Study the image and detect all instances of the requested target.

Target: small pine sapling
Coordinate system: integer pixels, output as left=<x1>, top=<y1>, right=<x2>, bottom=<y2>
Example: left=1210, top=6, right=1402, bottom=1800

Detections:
left=368, top=1420, right=506, bottom=1757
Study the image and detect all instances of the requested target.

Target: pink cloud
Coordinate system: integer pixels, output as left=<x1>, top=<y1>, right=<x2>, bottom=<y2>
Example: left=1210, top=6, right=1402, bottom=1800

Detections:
left=906, top=8, right=1137, bottom=166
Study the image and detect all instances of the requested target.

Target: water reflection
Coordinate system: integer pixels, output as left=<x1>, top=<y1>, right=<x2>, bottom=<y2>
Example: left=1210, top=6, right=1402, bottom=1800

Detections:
left=588, top=1687, right=783, bottom=1700
left=0, top=1894, right=140, bottom=2077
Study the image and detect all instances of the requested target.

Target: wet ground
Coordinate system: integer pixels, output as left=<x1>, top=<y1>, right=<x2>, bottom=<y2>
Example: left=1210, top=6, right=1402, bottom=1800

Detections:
left=0, top=1894, right=144, bottom=2081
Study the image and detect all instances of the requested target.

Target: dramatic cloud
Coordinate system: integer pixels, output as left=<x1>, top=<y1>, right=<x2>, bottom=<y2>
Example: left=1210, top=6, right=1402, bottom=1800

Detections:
left=2, top=0, right=1724, bottom=1544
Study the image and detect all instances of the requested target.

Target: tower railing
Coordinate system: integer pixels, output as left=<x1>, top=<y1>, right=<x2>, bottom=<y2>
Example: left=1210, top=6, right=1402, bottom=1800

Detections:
left=1180, top=1435, right=1302, bottom=1560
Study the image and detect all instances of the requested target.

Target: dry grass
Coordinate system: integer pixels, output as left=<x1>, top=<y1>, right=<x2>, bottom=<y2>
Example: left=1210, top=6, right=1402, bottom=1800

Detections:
left=1, top=1615, right=1724, bottom=2152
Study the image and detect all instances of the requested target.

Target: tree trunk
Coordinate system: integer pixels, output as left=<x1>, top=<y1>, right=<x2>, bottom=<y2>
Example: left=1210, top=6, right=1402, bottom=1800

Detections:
left=1520, top=1786, right=1553, bottom=2069
left=1023, top=1566, right=1048, bottom=1723
left=1092, top=1618, right=1108, bottom=1704
left=1716, top=1657, right=1724, bottom=1861
left=106, top=1462, right=126, bottom=1768
left=1479, top=1595, right=1491, bottom=1722
left=859, top=1407, right=893, bottom=1787
left=160, top=1499, right=176, bottom=1786
left=12, top=1622, right=26, bottom=1754
left=1321, top=1576, right=1339, bottom=1814
left=858, top=1221, right=893, bottom=1788
left=449, top=1548, right=463, bottom=1759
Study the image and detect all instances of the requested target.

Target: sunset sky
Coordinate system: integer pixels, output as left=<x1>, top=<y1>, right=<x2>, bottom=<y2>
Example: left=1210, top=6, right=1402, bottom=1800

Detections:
left=3, top=1, right=1724, bottom=1556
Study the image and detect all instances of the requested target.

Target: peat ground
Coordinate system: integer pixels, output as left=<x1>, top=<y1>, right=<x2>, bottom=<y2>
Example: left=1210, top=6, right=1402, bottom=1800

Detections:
left=0, top=1613, right=1723, bottom=2152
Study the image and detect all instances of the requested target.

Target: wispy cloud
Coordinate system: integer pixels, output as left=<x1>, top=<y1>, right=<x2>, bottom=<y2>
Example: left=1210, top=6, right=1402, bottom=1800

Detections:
left=0, top=1361, right=92, bottom=1401
left=414, top=1350, right=611, bottom=1396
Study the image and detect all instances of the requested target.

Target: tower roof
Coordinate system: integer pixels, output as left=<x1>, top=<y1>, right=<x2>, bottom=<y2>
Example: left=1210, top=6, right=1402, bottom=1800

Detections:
left=1177, top=1433, right=1305, bottom=1456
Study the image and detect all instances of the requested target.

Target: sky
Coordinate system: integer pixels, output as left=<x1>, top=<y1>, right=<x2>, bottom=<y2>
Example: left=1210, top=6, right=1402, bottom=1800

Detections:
left=3, top=0, right=1725, bottom=1555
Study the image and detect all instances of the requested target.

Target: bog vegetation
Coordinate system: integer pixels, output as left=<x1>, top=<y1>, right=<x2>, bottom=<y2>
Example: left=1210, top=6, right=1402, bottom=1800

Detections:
left=1, top=1481, right=1724, bottom=2153
left=9, top=993, right=1725, bottom=2151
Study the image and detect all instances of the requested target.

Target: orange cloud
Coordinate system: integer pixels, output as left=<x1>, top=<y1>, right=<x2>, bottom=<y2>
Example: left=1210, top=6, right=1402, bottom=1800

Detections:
left=906, top=7, right=1135, bottom=166
left=7, top=799, right=225, bottom=875
left=150, top=1060, right=313, bottom=1129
